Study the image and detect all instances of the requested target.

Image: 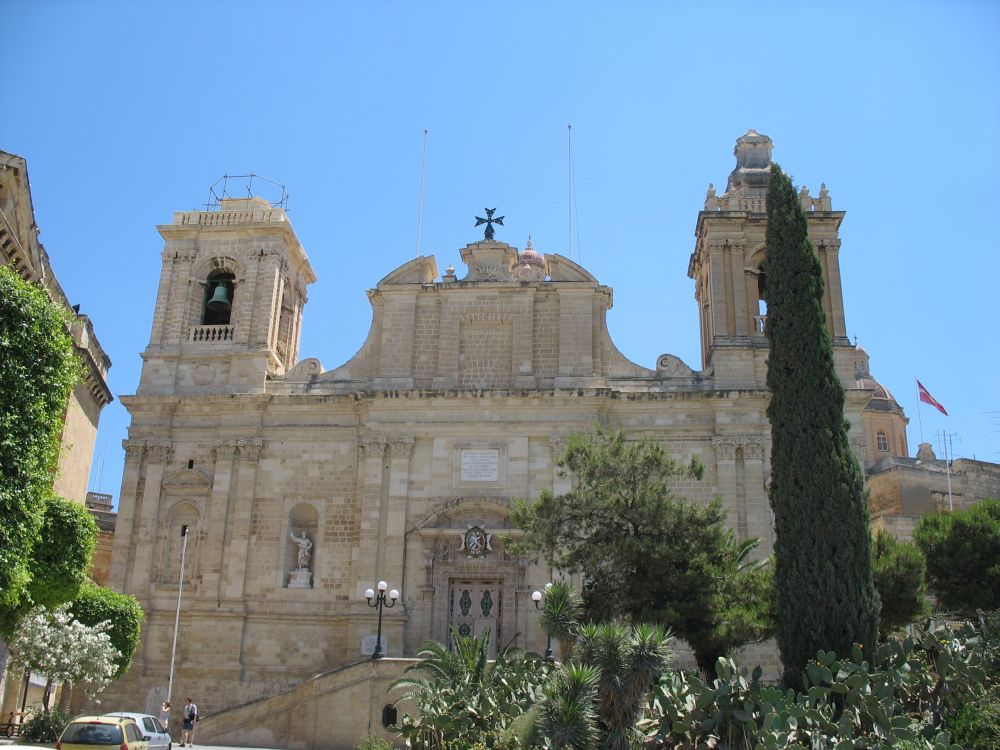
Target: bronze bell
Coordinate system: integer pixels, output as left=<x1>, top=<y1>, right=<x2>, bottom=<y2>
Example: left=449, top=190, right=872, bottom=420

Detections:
left=206, top=282, right=231, bottom=312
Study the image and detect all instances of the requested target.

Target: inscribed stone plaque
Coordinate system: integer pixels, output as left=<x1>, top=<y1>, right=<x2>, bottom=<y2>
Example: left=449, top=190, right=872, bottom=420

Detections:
left=461, top=449, right=499, bottom=482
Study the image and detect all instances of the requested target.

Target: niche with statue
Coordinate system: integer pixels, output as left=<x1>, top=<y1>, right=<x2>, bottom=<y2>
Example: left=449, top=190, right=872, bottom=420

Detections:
left=285, top=503, right=318, bottom=589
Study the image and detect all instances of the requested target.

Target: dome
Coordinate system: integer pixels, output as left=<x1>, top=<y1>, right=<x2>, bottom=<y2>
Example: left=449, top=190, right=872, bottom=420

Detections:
left=519, top=235, right=544, bottom=267
left=857, top=375, right=904, bottom=414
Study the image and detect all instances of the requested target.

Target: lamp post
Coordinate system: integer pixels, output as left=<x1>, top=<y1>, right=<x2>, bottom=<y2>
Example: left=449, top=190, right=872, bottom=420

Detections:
left=166, top=524, right=190, bottom=704
left=364, top=580, right=399, bottom=660
left=531, top=582, right=555, bottom=662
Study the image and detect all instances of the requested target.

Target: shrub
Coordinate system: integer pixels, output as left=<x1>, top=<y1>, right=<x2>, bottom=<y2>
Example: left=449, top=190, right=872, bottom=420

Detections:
left=353, top=735, right=393, bottom=750
left=947, top=685, right=1000, bottom=750
left=20, top=709, right=71, bottom=743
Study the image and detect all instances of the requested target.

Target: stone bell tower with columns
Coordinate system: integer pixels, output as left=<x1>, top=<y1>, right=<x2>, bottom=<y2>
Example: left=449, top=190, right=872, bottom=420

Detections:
left=688, top=130, right=854, bottom=390
left=139, top=196, right=316, bottom=395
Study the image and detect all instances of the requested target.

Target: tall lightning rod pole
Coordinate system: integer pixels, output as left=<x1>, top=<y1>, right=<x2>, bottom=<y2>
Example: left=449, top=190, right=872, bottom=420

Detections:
left=415, top=129, right=429, bottom=258
left=167, top=524, right=190, bottom=704
left=567, top=124, right=574, bottom=261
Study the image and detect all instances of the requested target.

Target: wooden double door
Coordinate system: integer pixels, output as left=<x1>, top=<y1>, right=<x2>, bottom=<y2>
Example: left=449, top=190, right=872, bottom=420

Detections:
left=448, top=578, right=502, bottom=657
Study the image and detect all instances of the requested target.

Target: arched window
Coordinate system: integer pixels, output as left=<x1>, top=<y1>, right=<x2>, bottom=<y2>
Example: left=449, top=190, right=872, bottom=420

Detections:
left=202, top=270, right=235, bottom=326
left=876, top=431, right=889, bottom=453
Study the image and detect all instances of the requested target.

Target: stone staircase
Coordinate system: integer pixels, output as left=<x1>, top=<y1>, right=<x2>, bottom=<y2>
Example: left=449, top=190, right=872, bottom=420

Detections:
left=194, top=658, right=416, bottom=750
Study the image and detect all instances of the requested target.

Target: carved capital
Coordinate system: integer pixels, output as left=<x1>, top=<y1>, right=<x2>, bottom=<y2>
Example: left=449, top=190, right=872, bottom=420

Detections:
left=389, top=435, right=415, bottom=458
left=817, top=239, right=842, bottom=254
left=213, top=440, right=239, bottom=461
left=712, top=435, right=768, bottom=460
left=358, top=433, right=388, bottom=458
left=122, top=439, right=146, bottom=461
left=238, top=438, right=264, bottom=462
left=549, top=435, right=567, bottom=458
left=145, top=440, right=173, bottom=463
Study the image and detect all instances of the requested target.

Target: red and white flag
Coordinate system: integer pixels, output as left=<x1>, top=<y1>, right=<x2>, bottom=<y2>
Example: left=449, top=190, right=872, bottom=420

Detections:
left=917, top=380, right=948, bottom=416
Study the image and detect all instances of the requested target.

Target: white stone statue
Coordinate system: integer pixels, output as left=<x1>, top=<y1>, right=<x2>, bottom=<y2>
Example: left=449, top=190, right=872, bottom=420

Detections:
left=289, top=531, right=312, bottom=570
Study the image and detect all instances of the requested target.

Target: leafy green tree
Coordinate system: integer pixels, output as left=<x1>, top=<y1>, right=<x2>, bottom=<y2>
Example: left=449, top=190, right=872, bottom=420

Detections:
left=763, top=164, right=879, bottom=686
left=872, top=528, right=929, bottom=635
left=512, top=426, right=774, bottom=675
left=0, top=265, right=80, bottom=621
left=914, top=498, right=1000, bottom=614
left=27, top=496, right=98, bottom=609
left=69, top=584, right=145, bottom=679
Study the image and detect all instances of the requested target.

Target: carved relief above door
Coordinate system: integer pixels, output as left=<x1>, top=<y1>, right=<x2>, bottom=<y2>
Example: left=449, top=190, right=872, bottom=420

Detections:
left=448, top=578, right=501, bottom=657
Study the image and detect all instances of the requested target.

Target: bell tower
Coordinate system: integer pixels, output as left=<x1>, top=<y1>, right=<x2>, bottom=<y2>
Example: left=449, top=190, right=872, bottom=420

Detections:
left=139, top=197, right=315, bottom=395
left=688, top=131, right=853, bottom=388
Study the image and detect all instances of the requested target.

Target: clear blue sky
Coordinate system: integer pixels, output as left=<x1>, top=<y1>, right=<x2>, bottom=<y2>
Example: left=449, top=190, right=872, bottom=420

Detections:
left=5, top=1, right=999, bottom=502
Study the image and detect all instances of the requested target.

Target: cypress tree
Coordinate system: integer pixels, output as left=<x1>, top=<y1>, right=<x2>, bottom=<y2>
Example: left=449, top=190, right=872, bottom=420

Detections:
left=764, top=164, right=879, bottom=687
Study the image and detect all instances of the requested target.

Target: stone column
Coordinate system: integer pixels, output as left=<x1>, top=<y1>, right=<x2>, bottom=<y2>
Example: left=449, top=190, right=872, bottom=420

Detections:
left=127, top=440, right=172, bottom=598
left=221, top=439, right=264, bottom=600
left=204, top=440, right=237, bottom=599
left=108, top=439, right=146, bottom=591
left=381, top=436, right=414, bottom=588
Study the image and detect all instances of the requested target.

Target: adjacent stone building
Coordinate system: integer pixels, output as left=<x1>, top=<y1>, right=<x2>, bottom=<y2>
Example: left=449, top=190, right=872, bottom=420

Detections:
left=1, top=151, right=113, bottom=719
left=99, top=131, right=882, bottom=734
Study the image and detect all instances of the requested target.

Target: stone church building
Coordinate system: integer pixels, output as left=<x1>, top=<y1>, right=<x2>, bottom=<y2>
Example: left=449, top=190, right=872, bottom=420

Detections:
left=101, top=131, right=904, bottom=743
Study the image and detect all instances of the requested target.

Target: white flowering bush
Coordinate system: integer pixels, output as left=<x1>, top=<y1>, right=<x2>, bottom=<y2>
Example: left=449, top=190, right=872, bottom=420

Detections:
left=9, top=605, right=120, bottom=698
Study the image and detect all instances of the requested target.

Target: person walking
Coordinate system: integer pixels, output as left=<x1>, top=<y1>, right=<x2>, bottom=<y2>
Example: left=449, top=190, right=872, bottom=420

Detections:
left=181, top=697, right=198, bottom=747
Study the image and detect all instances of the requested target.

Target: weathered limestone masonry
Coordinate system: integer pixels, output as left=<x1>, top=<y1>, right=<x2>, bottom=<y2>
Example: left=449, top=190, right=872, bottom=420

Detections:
left=100, top=133, right=879, bottom=746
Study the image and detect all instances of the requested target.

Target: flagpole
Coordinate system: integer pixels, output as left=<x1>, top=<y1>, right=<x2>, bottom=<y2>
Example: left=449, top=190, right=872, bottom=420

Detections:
left=915, top=378, right=925, bottom=444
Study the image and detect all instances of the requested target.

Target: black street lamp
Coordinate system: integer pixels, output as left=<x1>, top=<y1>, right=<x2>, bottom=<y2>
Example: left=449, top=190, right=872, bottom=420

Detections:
left=531, top=582, right=555, bottom=662
left=364, top=580, right=399, bottom=660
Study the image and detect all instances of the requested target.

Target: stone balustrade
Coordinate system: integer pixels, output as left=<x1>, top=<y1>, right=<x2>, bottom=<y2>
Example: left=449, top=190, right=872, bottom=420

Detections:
left=190, top=324, right=234, bottom=342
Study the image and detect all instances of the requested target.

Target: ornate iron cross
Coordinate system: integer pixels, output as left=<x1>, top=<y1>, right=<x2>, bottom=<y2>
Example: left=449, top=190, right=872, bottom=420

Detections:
left=474, top=207, right=505, bottom=240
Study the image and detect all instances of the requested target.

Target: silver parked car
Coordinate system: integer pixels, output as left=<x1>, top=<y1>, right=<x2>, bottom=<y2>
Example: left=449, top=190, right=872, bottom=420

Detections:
left=105, top=713, right=171, bottom=750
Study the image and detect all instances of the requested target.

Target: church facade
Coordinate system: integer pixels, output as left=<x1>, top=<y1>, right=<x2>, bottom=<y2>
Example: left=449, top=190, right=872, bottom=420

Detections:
left=104, top=131, right=881, bottom=717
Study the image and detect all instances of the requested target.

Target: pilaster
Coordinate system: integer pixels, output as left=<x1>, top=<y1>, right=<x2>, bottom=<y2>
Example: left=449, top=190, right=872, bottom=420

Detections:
left=221, top=439, right=264, bottom=600
left=354, top=433, right=388, bottom=592
left=204, top=440, right=237, bottom=599
left=127, top=440, right=173, bottom=598
left=381, top=435, right=415, bottom=586
left=109, top=439, right=146, bottom=590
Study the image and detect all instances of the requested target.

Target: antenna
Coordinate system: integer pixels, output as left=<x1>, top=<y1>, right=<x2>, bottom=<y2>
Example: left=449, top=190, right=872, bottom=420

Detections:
left=415, top=129, right=429, bottom=258
left=935, top=430, right=961, bottom=511
left=205, top=173, right=289, bottom=211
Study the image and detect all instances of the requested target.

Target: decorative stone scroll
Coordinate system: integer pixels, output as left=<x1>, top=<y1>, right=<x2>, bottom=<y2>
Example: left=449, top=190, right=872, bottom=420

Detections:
left=712, top=436, right=768, bottom=460
left=656, top=354, right=694, bottom=378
